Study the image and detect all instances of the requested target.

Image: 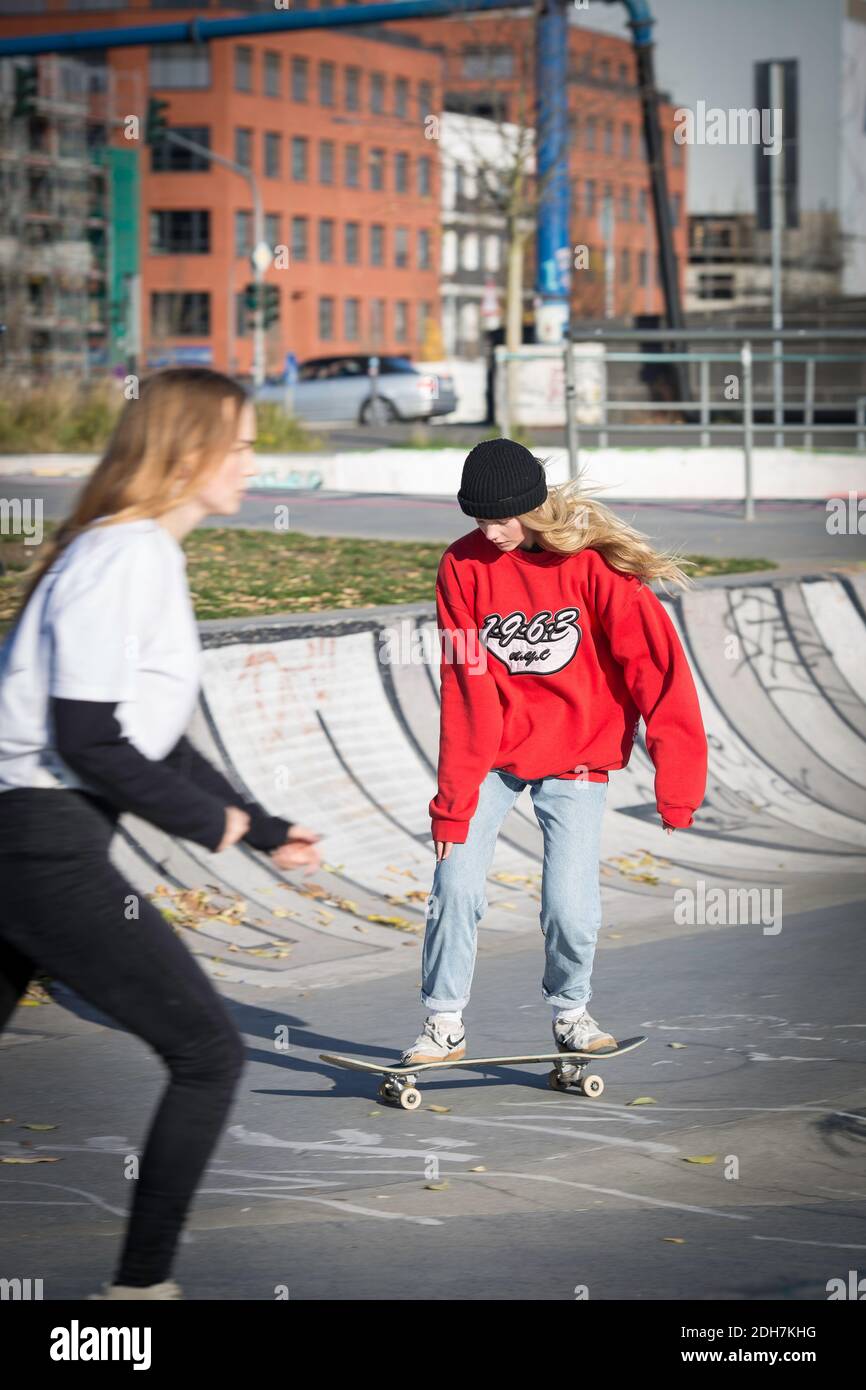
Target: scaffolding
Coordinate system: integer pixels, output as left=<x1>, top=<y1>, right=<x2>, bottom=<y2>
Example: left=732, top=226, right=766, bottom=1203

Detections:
left=0, top=53, right=113, bottom=379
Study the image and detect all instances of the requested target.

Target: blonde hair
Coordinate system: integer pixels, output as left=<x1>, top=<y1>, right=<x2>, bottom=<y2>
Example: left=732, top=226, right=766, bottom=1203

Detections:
left=516, top=461, right=692, bottom=592
left=17, top=367, right=247, bottom=611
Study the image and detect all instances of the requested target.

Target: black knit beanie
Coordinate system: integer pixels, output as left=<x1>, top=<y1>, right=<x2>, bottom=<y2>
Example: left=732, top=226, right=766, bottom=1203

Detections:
left=457, top=438, right=548, bottom=519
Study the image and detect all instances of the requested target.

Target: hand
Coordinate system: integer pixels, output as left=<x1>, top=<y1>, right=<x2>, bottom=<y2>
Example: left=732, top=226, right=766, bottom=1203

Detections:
left=662, top=820, right=676, bottom=836
left=270, top=824, right=322, bottom=876
left=217, top=806, right=250, bottom=852
left=434, top=840, right=454, bottom=862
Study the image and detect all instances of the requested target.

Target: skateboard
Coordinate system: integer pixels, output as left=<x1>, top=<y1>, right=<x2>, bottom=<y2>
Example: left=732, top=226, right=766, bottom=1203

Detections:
left=320, top=1035, right=647, bottom=1109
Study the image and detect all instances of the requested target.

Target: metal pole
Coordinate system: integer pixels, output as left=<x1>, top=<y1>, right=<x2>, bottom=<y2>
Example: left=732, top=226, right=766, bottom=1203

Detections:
left=564, top=330, right=579, bottom=480
left=804, top=356, right=814, bottom=450
left=700, top=356, right=709, bottom=447
left=857, top=396, right=865, bottom=453
left=603, top=192, right=616, bottom=321
left=770, top=61, right=784, bottom=447
left=742, top=341, right=754, bottom=521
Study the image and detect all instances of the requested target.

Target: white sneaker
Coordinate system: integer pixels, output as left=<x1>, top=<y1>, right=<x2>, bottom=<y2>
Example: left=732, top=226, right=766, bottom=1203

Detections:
left=88, top=1279, right=183, bottom=1300
left=553, top=1009, right=617, bottom=1054
left=400, top=1016, right=466, bottom=1066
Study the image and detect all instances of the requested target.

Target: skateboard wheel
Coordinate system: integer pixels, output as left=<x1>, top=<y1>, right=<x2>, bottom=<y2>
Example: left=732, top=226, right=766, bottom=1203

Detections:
left=581, top=1074, right=604, bottom=1098
left=399, top=1087, right=422, bottom=1111
left=547, top=1069, right=572, bottom=1091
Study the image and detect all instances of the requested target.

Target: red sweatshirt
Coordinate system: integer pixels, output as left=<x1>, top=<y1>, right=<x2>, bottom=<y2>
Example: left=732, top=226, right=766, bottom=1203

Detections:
left=428, top=530, right=708, bottom=843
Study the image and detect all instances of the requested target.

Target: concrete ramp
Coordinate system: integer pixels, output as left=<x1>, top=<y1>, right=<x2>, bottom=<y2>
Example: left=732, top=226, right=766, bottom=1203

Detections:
left=112, top=575, right=866, bottom=989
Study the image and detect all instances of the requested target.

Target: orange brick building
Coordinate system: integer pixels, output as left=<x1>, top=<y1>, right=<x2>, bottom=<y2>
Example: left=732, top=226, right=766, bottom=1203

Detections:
left=1, top=1, right=686, bottom=371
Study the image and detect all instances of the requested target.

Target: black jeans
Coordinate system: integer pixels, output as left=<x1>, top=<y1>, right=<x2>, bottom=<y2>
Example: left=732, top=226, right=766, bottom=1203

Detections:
left=0, top=788, right=245, bottom=1287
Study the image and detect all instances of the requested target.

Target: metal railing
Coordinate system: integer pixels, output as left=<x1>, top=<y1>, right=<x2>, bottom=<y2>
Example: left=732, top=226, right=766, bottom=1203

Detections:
left=497, top=328, right=866, bottom=520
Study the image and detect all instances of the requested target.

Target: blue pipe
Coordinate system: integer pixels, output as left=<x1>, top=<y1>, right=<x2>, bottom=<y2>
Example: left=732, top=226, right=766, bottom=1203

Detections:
left=534, top=0, right=570, bottom=340
left=601, top=0, right=655, bottom=48
left=0, top=0, right=527, bottom=57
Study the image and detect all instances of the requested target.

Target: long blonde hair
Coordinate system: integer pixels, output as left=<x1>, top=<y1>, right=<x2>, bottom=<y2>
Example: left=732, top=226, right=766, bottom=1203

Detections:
left=516, top=462, right=692, bottom=592
left=17, top=367, right=247, bottom=611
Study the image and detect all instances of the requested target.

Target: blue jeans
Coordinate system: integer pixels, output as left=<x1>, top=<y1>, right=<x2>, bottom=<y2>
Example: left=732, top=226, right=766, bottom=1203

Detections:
left=423, top=770, right=608, bottom=1013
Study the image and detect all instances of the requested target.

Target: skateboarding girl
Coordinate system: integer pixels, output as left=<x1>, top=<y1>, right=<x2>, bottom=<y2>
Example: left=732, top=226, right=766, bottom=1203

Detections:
left=402, top=438, right=707, bottom=1066
left=0, top=367, right=321, bottom=1299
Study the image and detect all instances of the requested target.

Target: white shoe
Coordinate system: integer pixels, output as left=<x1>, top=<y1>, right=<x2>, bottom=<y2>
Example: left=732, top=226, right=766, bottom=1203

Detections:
left=553, top=1009, right=617, bottom=1054
left=400, top=1016, right=466, bottom=1066
left=88, top=1279, right=183, bottom=1300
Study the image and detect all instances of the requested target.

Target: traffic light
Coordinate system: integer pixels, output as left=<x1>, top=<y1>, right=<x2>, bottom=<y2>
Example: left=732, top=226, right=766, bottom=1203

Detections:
left=145, top=96, right=169, bottom=145
left=13, top=63, right=38, bottom=119
left=243, top=283, right=259, bottom=315
left=263, top=284, right=279, bottom=329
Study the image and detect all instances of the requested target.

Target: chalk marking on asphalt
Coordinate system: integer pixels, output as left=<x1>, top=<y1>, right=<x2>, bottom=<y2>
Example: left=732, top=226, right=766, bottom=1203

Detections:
left=427, top=1115, right=679, bottom=1154
left=0, top=1179, right=126, bottom=1217
left=228, top=1123, right=481, bottom=1162
left=199, top=1186, right=442, bottom=1225
left=753, top=1235, right=866, bottom=1250
left=429, top=1170, right=750, bottom=1220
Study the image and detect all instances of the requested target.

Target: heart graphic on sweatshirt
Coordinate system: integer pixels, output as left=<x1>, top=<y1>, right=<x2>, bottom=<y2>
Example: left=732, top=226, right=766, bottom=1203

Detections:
left=480, top=607, right=581, bottom=675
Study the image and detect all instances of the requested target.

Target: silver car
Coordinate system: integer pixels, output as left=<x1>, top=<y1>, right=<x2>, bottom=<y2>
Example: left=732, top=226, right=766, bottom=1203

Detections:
left=256, top=354, right=457, bottom=425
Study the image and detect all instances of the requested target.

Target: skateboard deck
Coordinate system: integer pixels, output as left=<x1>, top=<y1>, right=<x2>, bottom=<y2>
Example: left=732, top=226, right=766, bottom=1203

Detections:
left=321, top=1035, right=646, bottom=1108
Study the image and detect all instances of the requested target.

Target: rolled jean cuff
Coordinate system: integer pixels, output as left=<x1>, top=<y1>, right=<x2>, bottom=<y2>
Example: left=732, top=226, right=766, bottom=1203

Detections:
left=421, top=990, right=471, bottom=1012
left=542, top=986, right=592, bottom=1011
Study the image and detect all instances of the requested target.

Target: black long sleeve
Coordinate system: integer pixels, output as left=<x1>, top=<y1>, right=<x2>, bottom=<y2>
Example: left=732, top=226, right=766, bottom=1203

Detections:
left=52, top=699, right=228, bottom=852
left=165, top=735, right=293, bottom=852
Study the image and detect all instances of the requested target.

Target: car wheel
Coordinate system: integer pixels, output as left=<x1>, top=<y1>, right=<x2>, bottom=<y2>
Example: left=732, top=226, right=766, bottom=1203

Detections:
left=360, top=395, right=397, bottom=425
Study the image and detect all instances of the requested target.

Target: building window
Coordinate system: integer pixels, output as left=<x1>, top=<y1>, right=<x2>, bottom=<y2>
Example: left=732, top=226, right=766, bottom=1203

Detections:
left=345, top=144, right=360, bottom=187
left=370, top=72, right=385, bottom=113
left=234, top=45, right=252, bottom=94
left=461, top=46, right=514, bottom=78
left=149, top=43, right=210, bottom=90
left=604, top=120, right=614, bottom=155
left=461, top=233, right=479, bottom=271
left=418, top=155, right=432, bottom=196
left=418, top=80, right=433, bottom=120
left=318, top=296, right=334, bottom=341
left=234, top=209, right=252, bottom=258
left=234, top=127, right=252, bottom=169
left=291, top=136, right=308, bottom=181
left=318, top=218, right=335, bottom=262
left=585, top=117, right=596, bottom=152
left=698, top=273, right=735, bottom=300
left=395, top=77, right=409, bottom=118
left=149, top=209, right=210, bottom=255
left=395, top=300, right=409, bottom=342
left=345, top=297, right=360, bottom=341
left=235, top=291, right=250, bottom=339
left=620, top=186, right=631, bottom=221
left=394, top=151, right=409, bottom=193
left=264, top=51, right=281, bottom=98
left=371, top=298, right=385, bottom=345
left=319, top=61, right=335, bottom=107
left=291, top=56, right=308, bottom=101
left=671, top=193, right=681, bottom=227
left=345, top=66, right=361, bottom=111
left=621, top=247, right=630, bottom=282
left=638, top=250, right=648, bottom=287
left=264, top=212, right=280, bottom=249
left=151, top=291, right=210, bottom=336
left=417, top=301, right=431, bottom=344
left=370, top=223, right=385, bottom=266
left=151, top=125, right=210, bottom=172
left=599, top=58, right=610, bottom=82
left=345, top=221, right=360, bottom=264
left=369, top=147, right=385, bottom=191
left=638, top=187, right=648, bottom=223
left=441, top=229, right=457, bottom=275
left=619, top=61, right=629, bottom=84
left=585, top=179, right=596, bottom=217
left=264, top=131, right=281, bottom=179
left=319, top=140, right=335, bottom=184
left=417, top=227, right=432, bottom=270
left=394, top=226, right=409, bottom=268
left=484, top=233, right=500, bottom=271
left=622, top=122, right=632, bottom=159
left=291, top=215, right=308, bottom=261
left=459, top=301, right=479, bottom=346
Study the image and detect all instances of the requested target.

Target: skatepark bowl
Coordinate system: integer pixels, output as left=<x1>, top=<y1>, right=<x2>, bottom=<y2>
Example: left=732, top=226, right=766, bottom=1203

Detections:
left=109, top=572, right=866, bottom=989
